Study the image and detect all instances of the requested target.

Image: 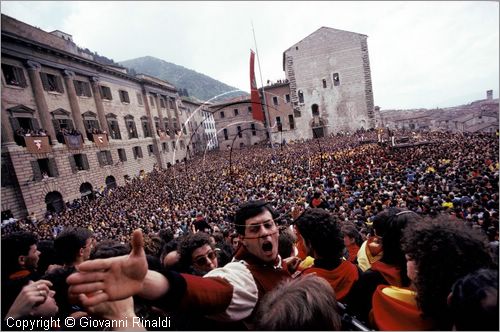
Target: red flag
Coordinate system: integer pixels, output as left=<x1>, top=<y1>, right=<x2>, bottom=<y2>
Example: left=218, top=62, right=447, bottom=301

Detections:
left=25, top=136, right=52, bottom=154
left=250, top=50, right=265, bottom=122
left=92, top=134, right=109, bottom=148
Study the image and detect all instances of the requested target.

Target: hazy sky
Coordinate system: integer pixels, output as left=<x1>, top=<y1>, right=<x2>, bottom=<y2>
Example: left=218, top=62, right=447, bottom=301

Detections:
left=2, top=1, right=498, bottom=109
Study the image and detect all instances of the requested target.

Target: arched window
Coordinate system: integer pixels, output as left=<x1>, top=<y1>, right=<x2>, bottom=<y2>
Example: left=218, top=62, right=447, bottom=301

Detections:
left=45, top=191, right=64, bottom=213
left=298, top=90, right=304, bottom=103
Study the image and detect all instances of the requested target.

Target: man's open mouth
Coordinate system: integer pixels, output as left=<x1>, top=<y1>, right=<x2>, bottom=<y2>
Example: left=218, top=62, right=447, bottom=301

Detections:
left=262, top=241, right=273, bottom=252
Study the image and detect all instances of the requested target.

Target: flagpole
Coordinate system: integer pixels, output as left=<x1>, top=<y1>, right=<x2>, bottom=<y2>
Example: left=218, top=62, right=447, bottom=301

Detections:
left=251, top=21, right=275, bottom=158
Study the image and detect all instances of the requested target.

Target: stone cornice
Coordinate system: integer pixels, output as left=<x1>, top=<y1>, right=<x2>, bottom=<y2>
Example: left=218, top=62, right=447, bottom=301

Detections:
left=3, top=31, right=180, bottom=94
left=63, top=69, right=75, bottom=78
left=25, top=60, right=41, bottom=70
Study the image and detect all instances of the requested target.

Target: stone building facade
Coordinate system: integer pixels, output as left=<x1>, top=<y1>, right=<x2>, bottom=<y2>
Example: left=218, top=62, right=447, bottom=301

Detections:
left=260, top=81, right=297, bottom=144
left=201, top=108, right=218, bottom=151
left=381, top=91, right=499, bottom=133
left=210, top=96, right=266, bottom=151
left=181, top=97, right=218, bottom=154
left=211, top=26, right=378, bottom=148
left=1, top=14, right=190, bottom=219
left=283, top=27, right=376, bottom=138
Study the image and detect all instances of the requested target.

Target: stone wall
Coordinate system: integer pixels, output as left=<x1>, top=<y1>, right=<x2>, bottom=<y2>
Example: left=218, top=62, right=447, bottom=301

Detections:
left=284, top=27, right=375, bottom=138
left=211, top=99, right=265, bottom=151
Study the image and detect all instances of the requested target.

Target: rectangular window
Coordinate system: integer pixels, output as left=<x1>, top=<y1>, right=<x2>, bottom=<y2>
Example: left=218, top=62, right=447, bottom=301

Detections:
left=289, top=114, right=295, bottom=130
left=31, top=158, right=59, bottom=180
left=141, top=118, right=152, bottom=137
left=273, top=96, right=279, bottom=106
left=83, top=118, right=100, bottom=133
left=133, top=146, right=143, bottom=159
left=107, top=119, right=122, bottom=139
left=75, top=154, right=87, bottom=171
left=234, top=109, right=239, bottom=116
left=97, top=151, right=113, bottom=166
left=52, top=118, right=74, bottom=134
left=136, top=93, right=143, bottom=106
left=2, top=64, right=27, bottom=87
left=73, top=80, right=92, bottom=97
left=276, top=117, right=282, bottom=132
left=237, top=126, right=242, bottom=138
left=83, top=115, right=100, bottom=132
left=322, top=79, right=327, bottom=88
left=160, top=98, right=166, bottom=108
left=223, top=129, right=228, bottom=140
left=172, top=141, right=176, bottom=150
left=12, top=116, right=40, bottom=146
left=150, top=96, right=155, bottom=107
left=147, top=144, right=154, bottom=156
left=333, top=73, right=340, bottom=86
left=119, top=90, right=130, bottom=103
left=220, top=111, right=225, bottom=119
left=40, top=72, right=64, bottom=93
left=162, top=142, right=169, bottom=152
left=251, top=123, right=256, bottom=136
left=285, top=94, right=290, bottom=103
left=69, top=153, right=89, bottom=172
left=248, top=106, right=252, bottom=114
left=99, top=85, right=112, bottom=100
left=118, top=148, right=127, bottom=162
left=125, top=118, right=138, bottom=139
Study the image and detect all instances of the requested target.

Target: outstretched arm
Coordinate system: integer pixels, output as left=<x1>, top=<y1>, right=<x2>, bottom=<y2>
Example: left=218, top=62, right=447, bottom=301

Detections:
left=66, top=229, right=169, bottom=307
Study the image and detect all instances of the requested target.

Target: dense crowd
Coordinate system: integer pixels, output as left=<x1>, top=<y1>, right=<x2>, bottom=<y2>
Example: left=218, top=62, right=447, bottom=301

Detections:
left=7, top=130, right=498, bottom=244
left=1, top=129, right=498, bottom=330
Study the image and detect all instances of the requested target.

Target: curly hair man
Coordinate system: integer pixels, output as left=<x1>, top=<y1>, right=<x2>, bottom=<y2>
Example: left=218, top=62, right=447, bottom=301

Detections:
left=370, top=215, right=495, bottom=330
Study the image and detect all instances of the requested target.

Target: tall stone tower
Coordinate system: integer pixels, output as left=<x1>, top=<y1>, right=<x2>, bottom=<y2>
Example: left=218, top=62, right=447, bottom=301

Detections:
left=283, top=27, right=375, bottom=138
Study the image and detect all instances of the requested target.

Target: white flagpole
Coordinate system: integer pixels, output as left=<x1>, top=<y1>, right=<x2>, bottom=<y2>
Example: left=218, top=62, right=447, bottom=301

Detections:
left=251, top=21, right=276, bottom=158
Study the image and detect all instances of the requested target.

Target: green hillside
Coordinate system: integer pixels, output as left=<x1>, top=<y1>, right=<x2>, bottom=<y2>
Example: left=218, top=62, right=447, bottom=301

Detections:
left=119, top=56, right=248, bottom=102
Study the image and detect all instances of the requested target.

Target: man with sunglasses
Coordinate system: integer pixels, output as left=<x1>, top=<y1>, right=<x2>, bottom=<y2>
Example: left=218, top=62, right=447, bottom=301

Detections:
left=67, top=200, right=291, bottom=328
left=177, top=232, right=218, bottom=276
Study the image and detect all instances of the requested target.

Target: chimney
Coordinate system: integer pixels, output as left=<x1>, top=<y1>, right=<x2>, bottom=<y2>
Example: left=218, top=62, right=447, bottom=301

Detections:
left=486, top=90, right=493, bottom=100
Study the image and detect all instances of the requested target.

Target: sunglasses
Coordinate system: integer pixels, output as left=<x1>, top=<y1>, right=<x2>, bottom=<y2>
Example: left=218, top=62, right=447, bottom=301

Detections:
left=193, top=250, right=217, bottom=266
